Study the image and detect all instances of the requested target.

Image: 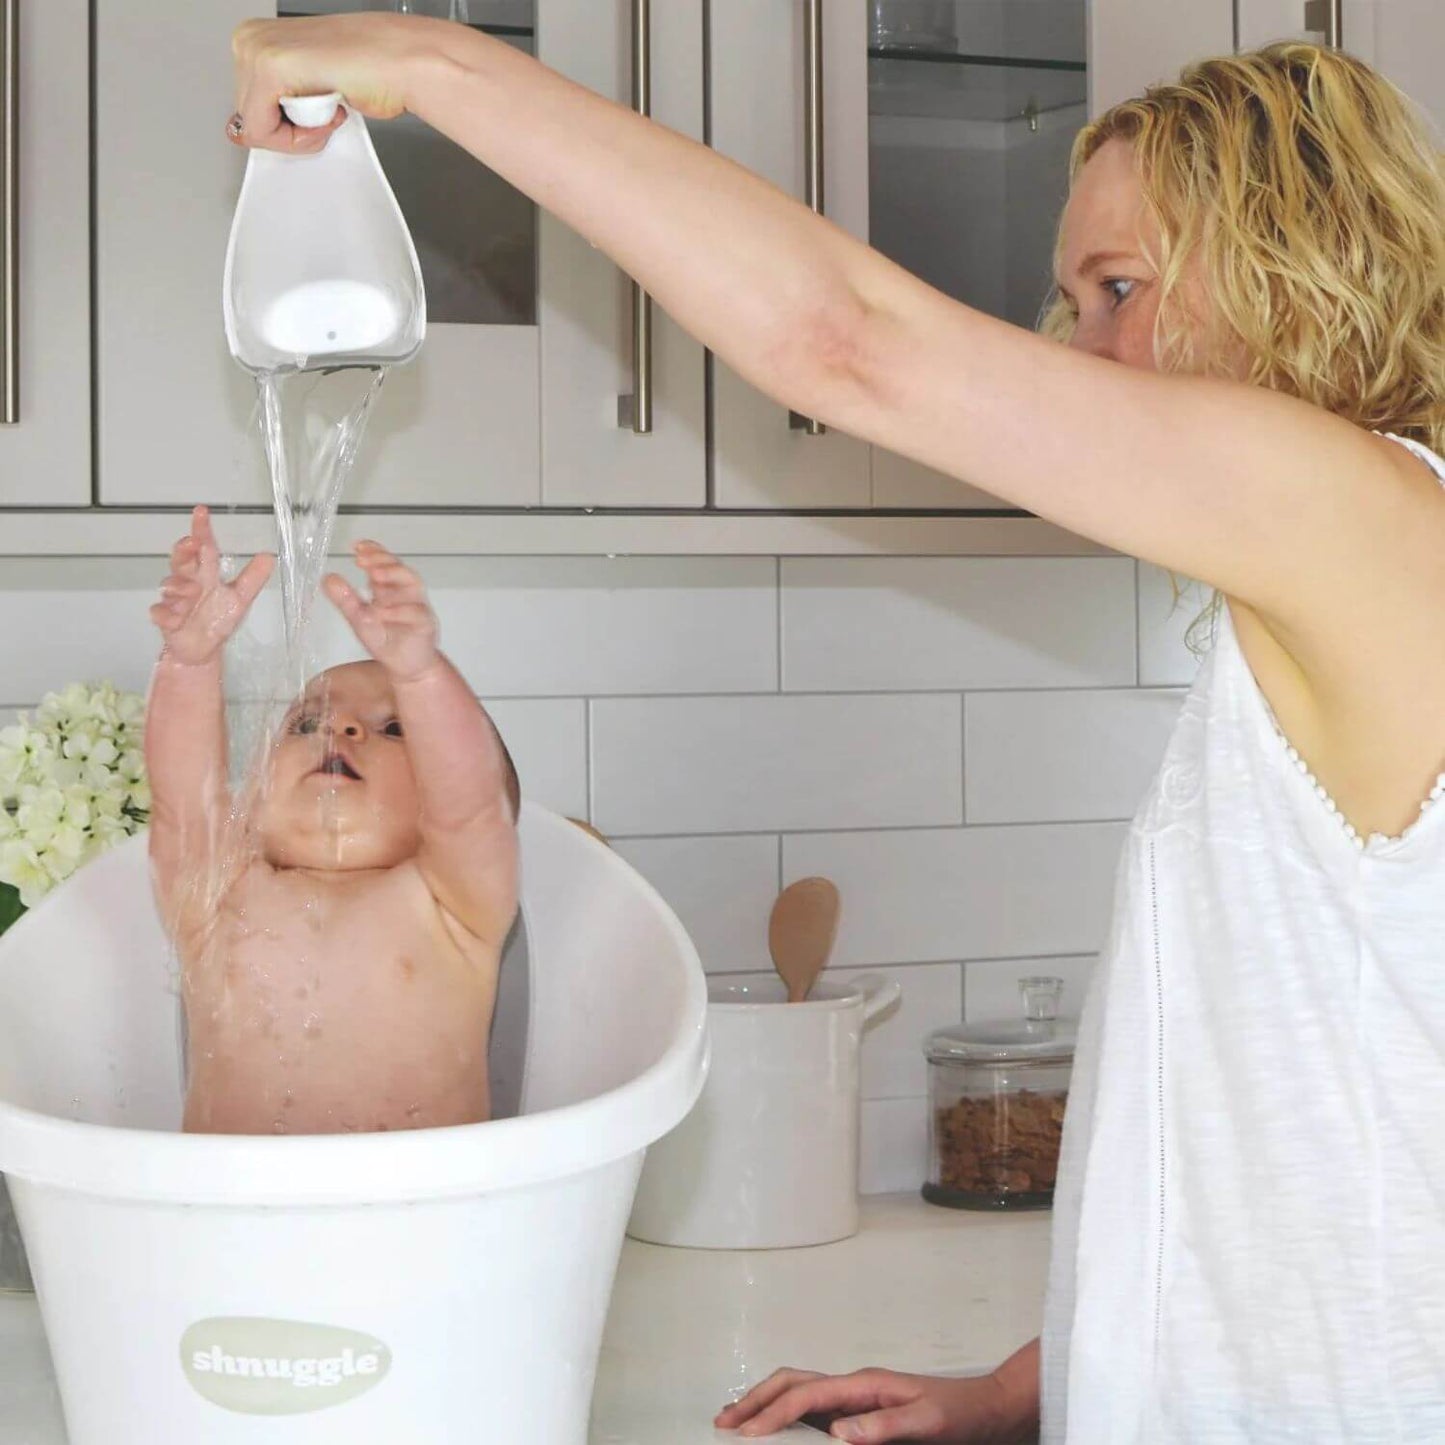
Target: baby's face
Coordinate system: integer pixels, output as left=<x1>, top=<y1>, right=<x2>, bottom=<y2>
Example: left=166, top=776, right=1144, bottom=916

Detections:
left=256, top=662, right=421, bottom=871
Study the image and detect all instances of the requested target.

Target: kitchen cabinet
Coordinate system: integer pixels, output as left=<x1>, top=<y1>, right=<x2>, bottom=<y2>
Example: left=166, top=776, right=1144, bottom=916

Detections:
left=0, top=0, right=90, bottom=507
left=5, top=0, right=1304, bottom=552
left=708, top=0, right=1234, bottom=512
left=93, top=0, right=706, bottom=511
left=1237, top=0, right=1445, bottom=133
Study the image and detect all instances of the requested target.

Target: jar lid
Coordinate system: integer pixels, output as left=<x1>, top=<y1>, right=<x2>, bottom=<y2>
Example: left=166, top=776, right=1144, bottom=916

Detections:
left=925, top=975, right=1076, bottom=1064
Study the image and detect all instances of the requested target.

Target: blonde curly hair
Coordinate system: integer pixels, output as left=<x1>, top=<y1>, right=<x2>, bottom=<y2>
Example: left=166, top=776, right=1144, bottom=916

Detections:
left=1041, top=43, right=1445, bottom=458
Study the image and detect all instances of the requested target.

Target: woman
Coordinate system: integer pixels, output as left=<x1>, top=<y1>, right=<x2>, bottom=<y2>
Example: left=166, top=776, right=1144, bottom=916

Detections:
left=230, top=21, right=1445, bottom=1442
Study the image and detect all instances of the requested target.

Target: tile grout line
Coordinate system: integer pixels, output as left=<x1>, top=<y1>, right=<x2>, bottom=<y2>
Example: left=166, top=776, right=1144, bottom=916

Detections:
left=774, top=556, right=783, bottom=692
left=1134, top=558, right=1143, bottom=687
left=960, top=689, right=969, bottom=824
left=606, top=819, right=1134, bottom=841
left=584, top=697, right=595, bottom=825
left=700, top=951, right=1098, bottom=975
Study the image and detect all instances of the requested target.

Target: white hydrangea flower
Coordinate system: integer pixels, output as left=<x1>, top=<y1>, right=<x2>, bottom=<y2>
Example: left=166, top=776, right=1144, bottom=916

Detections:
left=0, top=838, right=54, bottom=909
left=0, top=681, right=149, bottom=918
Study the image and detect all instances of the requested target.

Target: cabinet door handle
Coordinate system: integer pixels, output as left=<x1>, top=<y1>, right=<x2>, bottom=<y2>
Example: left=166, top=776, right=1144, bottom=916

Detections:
left=791, top=0, right=826, bottom=436
left=618, top=0, right=654, bottom=434
left=1302, top=0, right=1343, bottom=47
left=2, top=0, right=16, bottom=425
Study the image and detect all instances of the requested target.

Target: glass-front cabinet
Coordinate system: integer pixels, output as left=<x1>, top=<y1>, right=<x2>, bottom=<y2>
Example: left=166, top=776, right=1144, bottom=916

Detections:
left=94, top=0, right=706, bottom=509
left=868, top=0, right=1088, bottom=508
left=710, top=0, right=1087, bottom=511
left=709, top=0, right=1255, bottom=513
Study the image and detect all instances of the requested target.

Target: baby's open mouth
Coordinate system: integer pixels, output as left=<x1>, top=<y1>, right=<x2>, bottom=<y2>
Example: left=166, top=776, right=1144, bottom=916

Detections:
left=314, top=752, right=362, bottom=782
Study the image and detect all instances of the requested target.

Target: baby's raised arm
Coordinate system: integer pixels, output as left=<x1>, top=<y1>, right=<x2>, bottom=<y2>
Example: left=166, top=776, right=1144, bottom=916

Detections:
left=146, top=506, right=274, bottom=931
left=323, top=541, right=518, bottom=948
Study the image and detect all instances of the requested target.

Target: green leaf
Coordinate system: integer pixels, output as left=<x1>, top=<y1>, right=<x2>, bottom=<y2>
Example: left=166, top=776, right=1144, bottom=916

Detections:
left=0, top=883, right=23, bottom=937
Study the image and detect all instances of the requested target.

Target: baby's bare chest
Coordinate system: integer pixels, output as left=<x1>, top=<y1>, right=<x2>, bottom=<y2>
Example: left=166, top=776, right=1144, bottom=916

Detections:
left=193, top=867, right=491, bottom=1038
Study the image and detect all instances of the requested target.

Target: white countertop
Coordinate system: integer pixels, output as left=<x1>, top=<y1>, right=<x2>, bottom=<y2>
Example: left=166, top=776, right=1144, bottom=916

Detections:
left=0, top=1194, right=1049, bottom=1444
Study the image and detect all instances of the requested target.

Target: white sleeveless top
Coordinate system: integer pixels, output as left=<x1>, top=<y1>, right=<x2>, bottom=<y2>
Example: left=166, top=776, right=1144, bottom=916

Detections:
left=1041, top=434, right=1445, bottom=1443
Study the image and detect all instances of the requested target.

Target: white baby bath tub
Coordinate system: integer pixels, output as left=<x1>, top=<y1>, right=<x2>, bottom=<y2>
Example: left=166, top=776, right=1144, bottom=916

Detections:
left=0, top=803, right=707, bottom=1444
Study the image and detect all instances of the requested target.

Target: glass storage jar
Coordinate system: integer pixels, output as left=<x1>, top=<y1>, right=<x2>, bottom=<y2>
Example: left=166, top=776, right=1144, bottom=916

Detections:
left=923, top=977, right=1074, bottom=1211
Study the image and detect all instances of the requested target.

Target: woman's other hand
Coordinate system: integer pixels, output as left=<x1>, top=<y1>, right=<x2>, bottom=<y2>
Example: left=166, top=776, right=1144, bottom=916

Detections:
left=715, top=1364, right=1037, bottom=1443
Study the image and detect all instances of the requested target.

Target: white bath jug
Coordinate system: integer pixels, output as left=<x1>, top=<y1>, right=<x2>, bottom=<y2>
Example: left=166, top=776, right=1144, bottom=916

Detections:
left=628, top=971, right=900, bottom=1250
left=223, top=94, right=426, bottom=373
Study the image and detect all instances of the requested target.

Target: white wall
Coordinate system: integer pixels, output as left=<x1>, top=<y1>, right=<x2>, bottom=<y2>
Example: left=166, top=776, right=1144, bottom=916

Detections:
left=0, top=551, right=1205, bottom=1193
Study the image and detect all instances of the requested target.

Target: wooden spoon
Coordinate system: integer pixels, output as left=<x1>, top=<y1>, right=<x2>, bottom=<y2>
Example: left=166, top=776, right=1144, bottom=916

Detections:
left=566, top=817, right=612, bottom=848
left=768, top=877, right=841, bottom=1003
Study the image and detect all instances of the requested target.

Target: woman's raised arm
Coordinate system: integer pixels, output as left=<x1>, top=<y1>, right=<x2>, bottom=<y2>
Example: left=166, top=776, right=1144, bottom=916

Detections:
left=231, top=16, right=1445, bottom=651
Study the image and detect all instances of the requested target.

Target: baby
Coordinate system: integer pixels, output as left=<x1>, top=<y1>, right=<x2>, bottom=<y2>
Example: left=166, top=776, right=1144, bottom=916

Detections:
left=145, top=506, right=519, bottom=1136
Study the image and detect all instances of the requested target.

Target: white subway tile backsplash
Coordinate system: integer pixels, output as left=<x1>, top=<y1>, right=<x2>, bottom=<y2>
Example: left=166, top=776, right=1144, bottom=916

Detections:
left=232, top=557, right=781, bottom=699
left=860, top=1096, right=930, bottom=1196
left=1, top=548, right=1182, bottom=1123
left=0, top=553, right=779, bottom=700
left=784, top=822, right=1126, bottom=967
left=965, top=688, right=1182, bottom=823
left=835, top=962, right=963, bottom=1101
left=0, top=559, right=162, bottom=702
left=781, top=558, right=1136, bottom=692
left=963, top=954, right=1097, bottom=1026
left=609, top=834, right=780, bottom=974
left=591, top=694, right=964, bottom=836
left=484, top=698, right=588, bottom=819
left=1138, top=563, right=1209, bottom=688
left=423, top=557, right=778, bottom=697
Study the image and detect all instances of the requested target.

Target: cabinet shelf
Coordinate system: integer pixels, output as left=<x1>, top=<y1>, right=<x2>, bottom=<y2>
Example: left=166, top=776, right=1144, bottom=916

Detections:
left=868, top=48, right=1085, bottom=74
left=278, top=11, right=533, bottom=40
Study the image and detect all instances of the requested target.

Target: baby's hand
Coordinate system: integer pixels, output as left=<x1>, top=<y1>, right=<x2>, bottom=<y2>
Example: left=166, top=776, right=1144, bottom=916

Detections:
left=323, top=541, right=439, bottom=682
left=150, top=506, right=275, bottom=666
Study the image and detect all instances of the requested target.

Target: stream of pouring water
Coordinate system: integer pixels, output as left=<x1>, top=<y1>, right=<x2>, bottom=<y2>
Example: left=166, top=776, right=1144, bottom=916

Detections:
left=256, top=366, right=388, bottom=700
left=211, top=364, right=390, bottom=817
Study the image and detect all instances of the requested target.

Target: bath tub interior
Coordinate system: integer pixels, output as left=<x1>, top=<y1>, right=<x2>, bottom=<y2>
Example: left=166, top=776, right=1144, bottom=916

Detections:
left=0, top=802, right=707, bottom=1202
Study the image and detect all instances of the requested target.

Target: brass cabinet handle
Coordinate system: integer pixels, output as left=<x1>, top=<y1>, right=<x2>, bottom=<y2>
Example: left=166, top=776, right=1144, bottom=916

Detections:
left=618, top=0, right=654, bottom=434
left=2, top=0, right=17, bottom=425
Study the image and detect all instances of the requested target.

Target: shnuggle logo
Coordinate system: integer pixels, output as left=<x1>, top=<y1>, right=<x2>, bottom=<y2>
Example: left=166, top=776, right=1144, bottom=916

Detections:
left=179, top=1318, right=391, bottom=1415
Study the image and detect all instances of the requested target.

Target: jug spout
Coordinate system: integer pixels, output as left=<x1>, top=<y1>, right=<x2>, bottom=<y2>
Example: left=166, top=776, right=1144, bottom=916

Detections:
left=223, top=96, right=426, bottom=375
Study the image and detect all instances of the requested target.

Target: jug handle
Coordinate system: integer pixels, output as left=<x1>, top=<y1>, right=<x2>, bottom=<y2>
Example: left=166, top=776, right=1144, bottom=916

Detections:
left=280, top=92, right=345, bottom=128
left=851, top=974, right=902, bottom=1026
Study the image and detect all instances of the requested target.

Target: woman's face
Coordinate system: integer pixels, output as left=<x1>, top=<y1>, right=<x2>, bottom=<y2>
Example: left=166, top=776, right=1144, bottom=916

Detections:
left=1055, top=138, right=1168, bottom=371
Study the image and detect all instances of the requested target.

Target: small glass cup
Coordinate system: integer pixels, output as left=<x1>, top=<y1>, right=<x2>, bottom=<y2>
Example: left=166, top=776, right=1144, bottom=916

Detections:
left=922, top=976, right=1074, bottom=1211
